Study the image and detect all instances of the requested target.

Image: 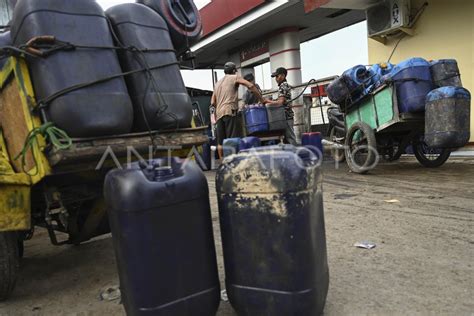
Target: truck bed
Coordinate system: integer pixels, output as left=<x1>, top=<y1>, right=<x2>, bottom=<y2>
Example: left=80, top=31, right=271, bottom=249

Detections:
left=46, top=126, right=208, bottom=167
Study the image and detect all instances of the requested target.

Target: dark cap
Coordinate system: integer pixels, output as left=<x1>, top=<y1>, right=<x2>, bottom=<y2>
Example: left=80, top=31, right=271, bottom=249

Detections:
left=271, top=67, right=288, bottom=77
left=243, top=73, right=255, bottom=81
left=224, top=61, right=237, bottom=74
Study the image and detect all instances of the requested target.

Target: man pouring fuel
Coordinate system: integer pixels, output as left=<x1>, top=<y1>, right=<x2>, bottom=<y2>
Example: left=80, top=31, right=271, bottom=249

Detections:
left=264, top=67, right=297, bottom=145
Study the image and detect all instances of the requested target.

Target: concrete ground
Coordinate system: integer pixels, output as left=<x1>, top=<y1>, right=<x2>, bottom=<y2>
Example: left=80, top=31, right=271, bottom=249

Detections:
left=0, top=157, right=473, bottom=315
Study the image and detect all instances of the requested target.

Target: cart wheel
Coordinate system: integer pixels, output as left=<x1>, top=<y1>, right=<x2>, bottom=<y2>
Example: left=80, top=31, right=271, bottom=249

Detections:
left=345, top=122, right=378, bottom=174
left=0, top=232, right=19, bottom=301
left=383, top=144, right=403, bottom=162
left=413, top=139, right=451, bottom=168
left=329, top=126, right=345, bottom=163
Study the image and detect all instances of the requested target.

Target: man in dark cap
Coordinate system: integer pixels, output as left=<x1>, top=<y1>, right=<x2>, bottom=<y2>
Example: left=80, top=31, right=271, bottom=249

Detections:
left=264, top=67, right=297, bottom=145
left=242, top=73, right=263, bottom=105
left=211, top=61, right=264, bottom=158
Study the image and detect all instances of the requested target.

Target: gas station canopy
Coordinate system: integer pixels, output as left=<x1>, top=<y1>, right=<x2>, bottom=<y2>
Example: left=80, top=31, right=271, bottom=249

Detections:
left=192, top=0, right=378, bottom=69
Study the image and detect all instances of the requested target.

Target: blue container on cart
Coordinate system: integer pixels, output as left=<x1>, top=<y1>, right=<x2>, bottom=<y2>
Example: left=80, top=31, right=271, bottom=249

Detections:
left=425, top=86, right=471, bottom=148
left=216, top=145, right=329, bottom=315
left=302, top=132, right=323, bottom=158
left=388, top=57, right=433, bottom=113
left=369, top=63, right=394, bottom=89
left=244, top=104, right=269, bottom=134
left=104, top=158, right=221, bottom=316
left=223, top=138, right=241, bottom=157
left=327, top=65, right=373, bottom=106
left=343, top=65, right=373, bottom=92
left=239, top=136, right=261, bottom=150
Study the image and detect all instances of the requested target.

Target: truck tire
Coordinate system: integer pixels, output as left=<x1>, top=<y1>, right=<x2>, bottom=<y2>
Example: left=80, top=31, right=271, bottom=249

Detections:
left=0, top=232, right=19, bottom=301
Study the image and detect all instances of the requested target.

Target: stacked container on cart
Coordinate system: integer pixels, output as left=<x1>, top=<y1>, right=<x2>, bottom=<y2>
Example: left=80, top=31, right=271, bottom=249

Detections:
left=425, top=86, right=471, bottom=148
left=106, top=3, right=192, bottom=131
left=11, top=0, right=134, bottom=137
left=387, top=57, right=433, bottom=113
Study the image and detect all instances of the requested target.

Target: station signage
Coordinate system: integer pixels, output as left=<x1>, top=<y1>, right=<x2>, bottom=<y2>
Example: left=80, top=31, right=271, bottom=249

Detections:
left=240, top=40, right=269, bottom=62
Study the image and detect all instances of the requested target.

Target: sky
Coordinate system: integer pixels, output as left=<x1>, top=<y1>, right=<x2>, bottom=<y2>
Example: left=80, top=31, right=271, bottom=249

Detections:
left=96, top=0, right=368, bottom=91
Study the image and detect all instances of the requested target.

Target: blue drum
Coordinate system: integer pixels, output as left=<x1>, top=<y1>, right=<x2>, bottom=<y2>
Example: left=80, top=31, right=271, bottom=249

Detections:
left=387, top=57, right=433, bottom=113
left=243, top=104, right=269, bottom=134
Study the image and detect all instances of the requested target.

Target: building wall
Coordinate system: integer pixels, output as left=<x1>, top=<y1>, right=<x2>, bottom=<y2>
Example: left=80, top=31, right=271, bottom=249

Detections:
left=368, top=0, right=473, bottom=142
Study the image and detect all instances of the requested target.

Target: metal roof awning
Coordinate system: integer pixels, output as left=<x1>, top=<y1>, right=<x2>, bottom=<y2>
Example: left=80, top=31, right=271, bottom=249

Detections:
left=191, top=0, right=371, bottom=69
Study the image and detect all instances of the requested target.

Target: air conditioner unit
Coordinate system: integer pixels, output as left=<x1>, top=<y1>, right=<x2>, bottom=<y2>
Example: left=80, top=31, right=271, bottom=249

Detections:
left=366, top=0, right=411, bottom=37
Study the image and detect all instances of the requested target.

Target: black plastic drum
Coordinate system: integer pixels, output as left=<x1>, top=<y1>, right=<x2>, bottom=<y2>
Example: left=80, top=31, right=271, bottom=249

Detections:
left=107, top=3, right=192, bottom=131
left=105, top=158, right=220, bottom=315
left=425, top=86, right=471, bottom=148
left=216, top=145, right=329, bottom=315
left=11, top=0, right=133, bottom=137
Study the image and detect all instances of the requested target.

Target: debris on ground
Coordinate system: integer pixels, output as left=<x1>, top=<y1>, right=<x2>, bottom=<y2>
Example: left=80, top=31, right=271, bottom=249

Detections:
left=384, top=199, right=400, bottom=203
left=221, top=289, right=228, bottom=302
left=99, top=286, right=121, bottom=302
left=354, top=241, right=376, bottom=249
left=334, top=193, right=358, bottom=200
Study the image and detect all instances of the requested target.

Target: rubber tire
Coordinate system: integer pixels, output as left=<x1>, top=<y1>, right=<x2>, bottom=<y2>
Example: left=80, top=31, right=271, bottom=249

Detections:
left=329, top=126, right=346, bottom=163
left=383, top=144, right=403, bottom=162
left=413, top=142, right=451, bottom=168
left=0, top=232, right=19, bottom=302
left=345, top=122, right=378, bottom=174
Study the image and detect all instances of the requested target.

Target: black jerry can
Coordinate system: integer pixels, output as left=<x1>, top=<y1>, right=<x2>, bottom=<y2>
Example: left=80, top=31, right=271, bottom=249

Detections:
left=216, top=145, right=329, bottom=316
left=11, top=0, right=133, bottom=137
left=106, top=3, right=193, bottom=131
left=105, top=158, right=220, bottom=316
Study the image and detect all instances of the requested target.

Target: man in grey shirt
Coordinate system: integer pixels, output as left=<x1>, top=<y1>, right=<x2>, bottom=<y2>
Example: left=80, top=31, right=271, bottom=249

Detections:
left=242, top=73, right=263, bottom=105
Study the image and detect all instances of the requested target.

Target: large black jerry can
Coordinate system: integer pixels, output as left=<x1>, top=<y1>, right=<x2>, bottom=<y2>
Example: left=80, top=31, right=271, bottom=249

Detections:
left=216, top=145, right=329, bottom=316
left=11, top=0, right=133, bottom=137
left=425, top=86, right=471, bottom=148
left=104, top=158, right=220, bottom=316
left=106, top=3, right=193, bottom=131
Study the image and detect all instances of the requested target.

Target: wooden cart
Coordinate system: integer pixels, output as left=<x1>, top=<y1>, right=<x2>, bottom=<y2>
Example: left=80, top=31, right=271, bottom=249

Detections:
left=333, top=84, right=451, bottom=174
